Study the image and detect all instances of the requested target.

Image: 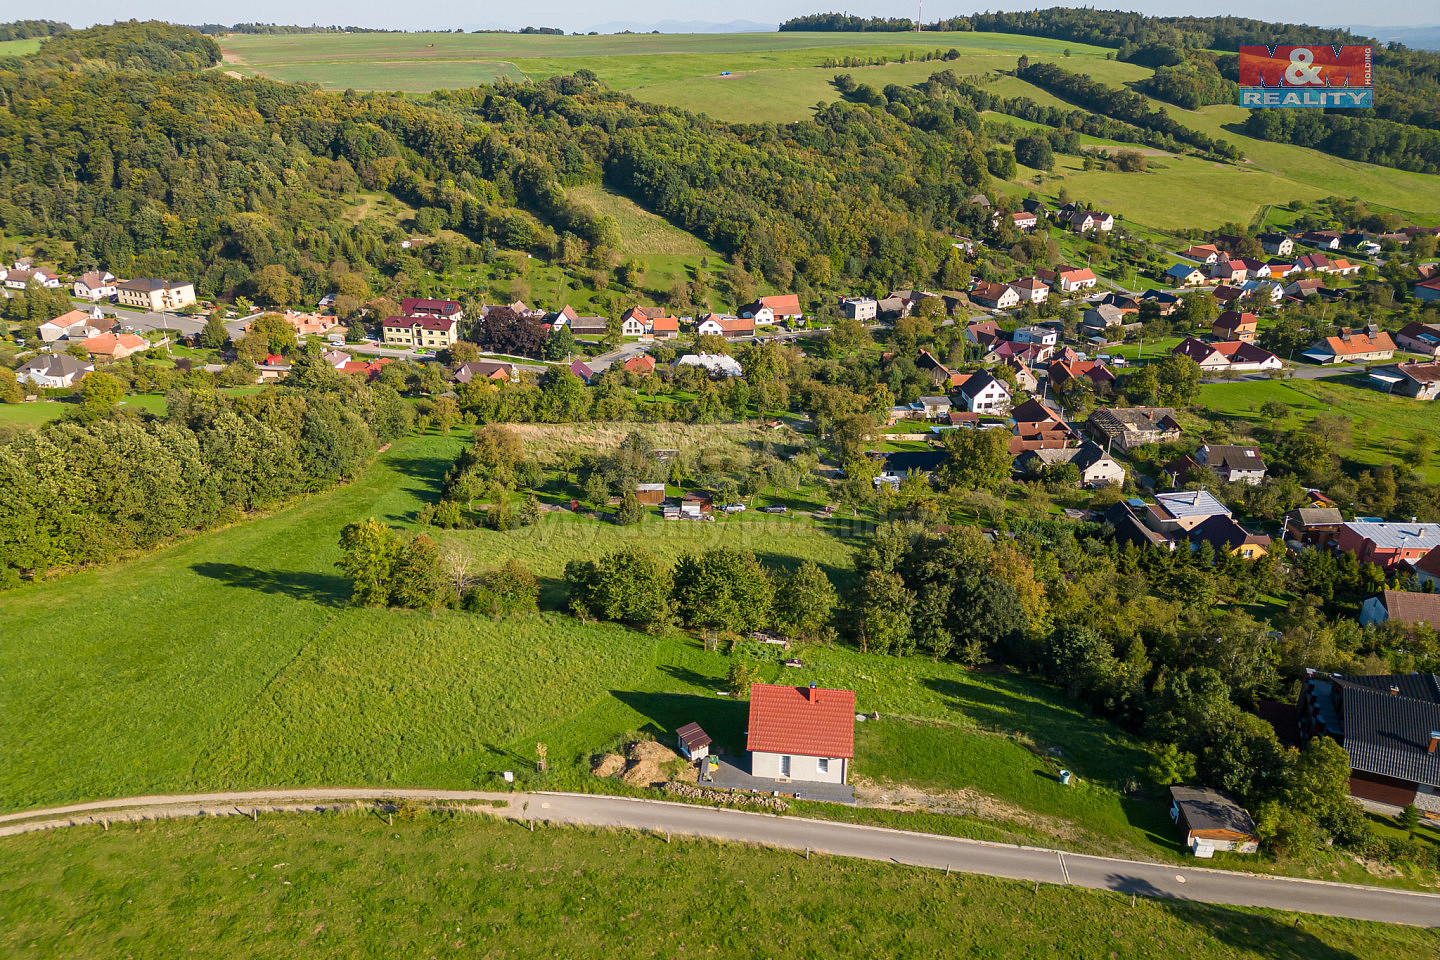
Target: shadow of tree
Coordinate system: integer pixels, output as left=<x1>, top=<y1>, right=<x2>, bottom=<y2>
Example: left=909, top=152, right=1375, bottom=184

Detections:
left=383, top=450, right=457, bottom=522
left=190, top=562, right=352, bottom=608
left=610, top=690, right=748, bottom=756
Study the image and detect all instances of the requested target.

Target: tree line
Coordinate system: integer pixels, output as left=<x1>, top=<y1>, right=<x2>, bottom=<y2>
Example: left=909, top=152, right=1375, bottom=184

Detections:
left=0, top=356, right=411, bottom=585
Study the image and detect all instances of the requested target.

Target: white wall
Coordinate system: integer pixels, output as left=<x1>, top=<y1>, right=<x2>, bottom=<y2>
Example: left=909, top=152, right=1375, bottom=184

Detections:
left=751, top=751, right=847, bottom=784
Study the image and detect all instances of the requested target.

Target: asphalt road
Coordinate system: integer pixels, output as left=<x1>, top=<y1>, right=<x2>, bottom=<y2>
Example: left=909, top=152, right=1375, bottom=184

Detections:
left=3, top=789, right=1437, bottom=926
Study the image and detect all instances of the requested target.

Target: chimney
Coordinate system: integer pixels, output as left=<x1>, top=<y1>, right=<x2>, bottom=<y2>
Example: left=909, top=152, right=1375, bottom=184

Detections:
left=1430, top=732, right=1440, bottom=754
left=807, top=682, right=819, bottom=703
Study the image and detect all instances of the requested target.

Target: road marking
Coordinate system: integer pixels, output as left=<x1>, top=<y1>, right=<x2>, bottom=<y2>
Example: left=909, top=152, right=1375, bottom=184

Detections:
left=1058, top=853, right=1070, bottom=884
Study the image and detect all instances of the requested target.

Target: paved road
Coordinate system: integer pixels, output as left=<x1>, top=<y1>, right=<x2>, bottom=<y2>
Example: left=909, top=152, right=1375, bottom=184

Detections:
left=3, top=789, right=1437, bottom=926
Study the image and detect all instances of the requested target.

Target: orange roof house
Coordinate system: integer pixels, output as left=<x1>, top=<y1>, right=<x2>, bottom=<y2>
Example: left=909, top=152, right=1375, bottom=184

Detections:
left=83, top=332, right=147, bottom=360
left=747, top=683, right=855, bottom=784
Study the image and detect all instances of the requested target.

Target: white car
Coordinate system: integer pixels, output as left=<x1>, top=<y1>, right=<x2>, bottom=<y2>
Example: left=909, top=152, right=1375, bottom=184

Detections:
left=722, top=504, right=746, bottom=513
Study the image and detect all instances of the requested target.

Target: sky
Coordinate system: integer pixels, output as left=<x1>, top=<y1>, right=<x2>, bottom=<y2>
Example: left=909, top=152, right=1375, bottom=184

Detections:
left=31, top=1, right=1437, bottom=32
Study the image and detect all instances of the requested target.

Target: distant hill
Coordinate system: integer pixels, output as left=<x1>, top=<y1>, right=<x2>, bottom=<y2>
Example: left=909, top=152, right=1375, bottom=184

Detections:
left=587, top=20, right=774, bottom=34
left=1338, top=24, right=1440, bottom=51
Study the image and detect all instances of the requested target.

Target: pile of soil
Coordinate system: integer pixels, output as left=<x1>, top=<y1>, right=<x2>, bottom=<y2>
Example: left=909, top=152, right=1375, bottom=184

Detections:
left=591, top=741, right=698, bottom=788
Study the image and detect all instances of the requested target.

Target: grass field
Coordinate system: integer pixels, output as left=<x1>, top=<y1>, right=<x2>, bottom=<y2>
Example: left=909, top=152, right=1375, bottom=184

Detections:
left=568, top=184, right=715, bottom=258
left=0, top=37, right=43, bottom=56
left=6, top=813, right=1433, bottom=960
left=0, top=422, right=1197, bottom=866
left=1197, top=376, right=1440, bottom=480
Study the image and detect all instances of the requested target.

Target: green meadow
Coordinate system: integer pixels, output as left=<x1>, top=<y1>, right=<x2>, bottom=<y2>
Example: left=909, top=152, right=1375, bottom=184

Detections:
left=1, top=425, right=1181, bottom=865
left=6, top=813, right=1433, bottom=960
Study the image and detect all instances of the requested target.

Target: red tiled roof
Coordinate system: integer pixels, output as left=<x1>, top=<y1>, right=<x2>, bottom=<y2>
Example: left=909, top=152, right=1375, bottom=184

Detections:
left=1416, top=546, right=1440, bottom=580
left=400, top=298, right=460, bottom=316
left=1322, top=330, right=1396, bottom=356
left=746, top=683, right=855, bottom=759
left=1057, top=267, right=1097, bottom=283
left=649, top=315, right=679, bottom=332
left=384, top=315, right=456, bottom=332
left=759, top=294, right=802, bottom=316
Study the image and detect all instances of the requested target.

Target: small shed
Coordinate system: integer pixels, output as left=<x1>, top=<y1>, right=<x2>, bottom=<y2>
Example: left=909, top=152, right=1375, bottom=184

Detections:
left=1169, top=786, right=1259, bottom=856
left=636, top=483, right=667, bottom=506
left=676, top=722, right=712, bottom=761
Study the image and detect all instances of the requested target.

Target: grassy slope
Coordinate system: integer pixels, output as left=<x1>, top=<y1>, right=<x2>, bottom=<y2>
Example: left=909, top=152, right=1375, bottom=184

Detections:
left=567, top=184, right=715, bottom=258
left=1197, top=376, right=1440, bottom=481
left=5, top=814, right=1432, bottom=960
left=0, top=37, right=43, bottom=56
left=0, top=424, right=1186, bottom=864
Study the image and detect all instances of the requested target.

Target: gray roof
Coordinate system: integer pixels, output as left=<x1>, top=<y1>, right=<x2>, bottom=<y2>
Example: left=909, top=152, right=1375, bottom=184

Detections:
left=1290, top=507, right=1343, bottom=526
left=118, top=277, right=185, bottom=292
left=1342, top=521, right=1440, bottom=551
left=1332, top=674, right=1440, bottom=786
left=1200, top=444, right=1265, bottom=472
left=1155, top=488, right=1231, bottom=520
left=1170, top=786, right=1258, bottom=836
left=17, top=354, right=92, bottom=378
left=918, top=395, right=951, bottom=406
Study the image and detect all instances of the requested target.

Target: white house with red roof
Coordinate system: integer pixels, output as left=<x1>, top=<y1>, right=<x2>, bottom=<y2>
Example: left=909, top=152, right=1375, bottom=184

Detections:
left=1043, top=266, right=1098, bottom=293
left=746, top=683, right=855, bottom=784
left=740, top=294, right=803, bottom=324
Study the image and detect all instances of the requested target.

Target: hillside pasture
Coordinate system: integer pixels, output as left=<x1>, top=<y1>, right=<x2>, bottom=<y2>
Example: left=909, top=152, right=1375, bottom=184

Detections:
left=5, top=813, right=1432, bottom=960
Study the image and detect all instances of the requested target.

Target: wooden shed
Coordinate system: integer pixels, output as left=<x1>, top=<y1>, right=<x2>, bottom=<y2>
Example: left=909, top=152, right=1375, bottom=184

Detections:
left=1169, top=786, right=1259, bottom=856
left=676, top=722, right=712, bottom=761
left=636, top=483, right=667, bottom=506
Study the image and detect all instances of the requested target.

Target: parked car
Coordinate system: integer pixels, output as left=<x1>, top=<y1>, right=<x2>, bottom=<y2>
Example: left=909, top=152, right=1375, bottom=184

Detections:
left=721, top=504, right=746, bottom=513
left=760, top=505, right=788, bottom=514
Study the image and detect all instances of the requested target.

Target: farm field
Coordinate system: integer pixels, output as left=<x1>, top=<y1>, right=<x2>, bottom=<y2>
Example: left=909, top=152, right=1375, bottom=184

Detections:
left=6, top=813, right=1433, bottom=960
left=0, top=37, right=43, bottom=56
left=1, top=423, right=1180, bottom=865
left=1197, top=376, right=1440, bottom=481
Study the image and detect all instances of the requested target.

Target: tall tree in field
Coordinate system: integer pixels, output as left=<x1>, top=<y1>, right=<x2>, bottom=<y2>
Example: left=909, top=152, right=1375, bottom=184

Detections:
left=80, top=371, right=124, bottom=411
left=337, top=518, right=401, bottom=606
left=388, top=532, right=451, bottom=610
left=938, top=426, right=1013, bottom=491
left=672, top=549, right=774, bottom=634
left=855, top=568, right=914, bottom=655
left=775, top=560, right=837, bottom=642
left=199, top=311, right=230, bottom=349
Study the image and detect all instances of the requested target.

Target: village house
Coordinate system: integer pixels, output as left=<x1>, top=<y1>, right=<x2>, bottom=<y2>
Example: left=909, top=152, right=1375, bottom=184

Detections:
left=2, top=266, right=61, bottom=290
left=14, top=353, right=93, bottom=389
left=1169, top=787, right=1260, bottom=857
left=1088, top=407, right=1181, bottom=453
left=917, top=395, right=953, bottom=419
left=696, top=314, right=755, bottom=339
left=1301, top=230, right=1341, bottom=250
left=1211, top=311, right=1258, bottom=342
left=1143, top=488, right=1231, bottom=535
left=1414, top=277, right=1440, bottom=303
left=1039, top=265, right=1099, bottom=293
left=1018, top=442, right=1125, bottom=487
left=83, top=332, right=148, bottom=361
left=746, top=682, right=855, bottom=785
left=1081, top=304, right=1127, bottom=337
left=1192, top=443, right=1268, bottom=484
left=1283, top=277, right=1326, bottom=301
left=1007, top=276, right=1050, bottom=305
left=1172, top=338, right=1282, bottom=374
left=72, top=270, right=117, bottom=301
left=968, top=281, right=1021, bottom=310
left=381, top=315, right=459, bottom=350
left=1140, top=289, right=1183, bottom=316
left=1049, top=356, right=1116, bottom=392
left=1069, top=209, right=1114, bottom=233
left=841, top=297, right=878, bottom=321
left=1209, top=259, right=1249, bottom=284
left=647, top=315, right=679, bottom=340
left=1369, top=360, right=1440, bottom=400
left=1283, top=506, right=1345, bottom=548
left=1396, top=322, right=1440, bottom=358
left=1299, top=671, right=1440, bottom=812
left=1415, top=547, right=1440, bottom=592
left=1165, top=264, right=1207, bottom=287
left=740, top=294, right=803, bottom=325
left=1184, top=514, right=1273, bottom=559
left=1180, top=243, right=1221, bottom=264
left=1359, top=590, right=1440, bottom=630
left=624, top=355, right=657, bottom=376
left=453, top=360, right=518, bottom=384
left=954, top=370, right=1011, bottom=414
left=1241, top=279, right=1285, bottom=305
left=1258, top=233, right=1294, bottom=256
left=1333, top=521, right=1440, bottom=571
left=1009, top=211, right=1038, bottom=231
left=1006, top=358, right=1039, bottom=393
left=38, top=307, right=107, bottom=342
left=115, top=278, right=195, bottom=311
left=1301, top=326, right=1396, bottom=365
left=400, top=298, right=463, bottom=321
left=569, top=359, right=594, bottom=383
left=546, top=305, right=579, bottom=328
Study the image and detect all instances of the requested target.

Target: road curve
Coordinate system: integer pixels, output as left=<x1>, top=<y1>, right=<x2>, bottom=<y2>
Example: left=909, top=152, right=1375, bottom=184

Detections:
left=3, top=788, right=1438, bottom=927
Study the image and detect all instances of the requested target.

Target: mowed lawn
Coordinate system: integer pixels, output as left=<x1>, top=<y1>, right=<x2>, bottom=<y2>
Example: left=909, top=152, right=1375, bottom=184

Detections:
left=6, top=814, right=1433, bottom=960
left=1198, top=376, right=1440, bottom=481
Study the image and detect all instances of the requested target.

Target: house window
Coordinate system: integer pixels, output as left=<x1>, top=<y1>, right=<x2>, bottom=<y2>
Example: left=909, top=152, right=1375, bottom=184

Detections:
left=779, top=755, right=791, bottom=777
left=817, top=758, right=830, bottom=774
